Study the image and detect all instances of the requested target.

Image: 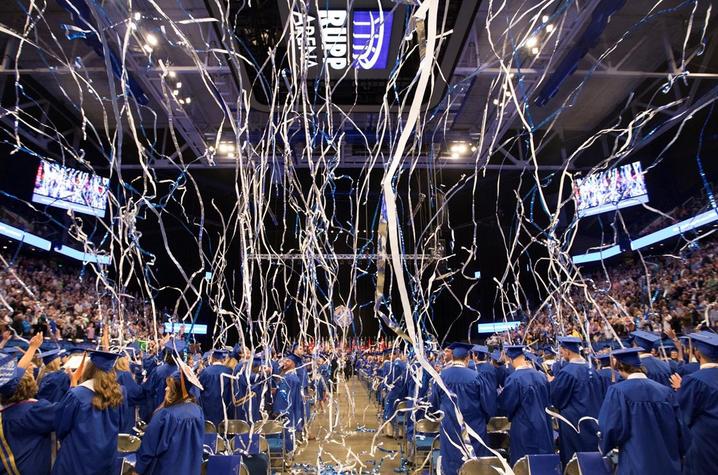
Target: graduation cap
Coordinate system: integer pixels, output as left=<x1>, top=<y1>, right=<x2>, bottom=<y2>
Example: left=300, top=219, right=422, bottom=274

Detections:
left=504, top=345, right=525, bottom=360
left=630, top=330, right=660, bottom=350
left=212, top=349, right=228, bottom=360
left=490, top=350, right=502, bottom=363
left=448, top=342, right=473, bottom=359
left=525, top=352, right=541, bottom=367
left=557, top=336, right=583, bottom=354
left=471, top=345, right=489, bottom=355
left=285, top=353, right=302, bottom=367
left=171, top=356, right=203, bottom=398
left=164, top=338, right=186, bottom=354
left=0, top=354, right=24, bottom=398
left=89, top=350, right=121, bottom=372
left=39, top=349, right=65, bottom=365
left=611, top=348, right=644, bottom=367
left=0, top=347, right=24, bottom=360
left=542, top=346, right=557, bottom=357
left=688, top=332, right=718, bottom=359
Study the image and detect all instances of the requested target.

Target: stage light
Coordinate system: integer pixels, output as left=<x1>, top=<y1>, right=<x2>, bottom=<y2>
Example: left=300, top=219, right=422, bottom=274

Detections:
left=172, top=89, right=179, bottom=96
left=176, top=81, right=182, bottom=89
left=450, top=152, right=459, bottom=159
left=525, top=36, right=538, bottom=48
left=450, top=143, right=468, bottom=154
left=146, top=34, right=159, bottom=47
left=185, top=97, right=191, bottom=104
left=133, top=12, right=142, bottom=21
left=218, top=142, right=236, bottom=155
left=531, top=47, right=540, bottom=55
left=471, top=145, right=477, bottom=152
left=179, top=98, right=185, bottom=104
left=542, top=15, right=549, bottom=23
left=168, top=71, right=177, bottom=78
left=546, top=24, right=555, bottom=33
left=492, top=99, right=499, bottom=106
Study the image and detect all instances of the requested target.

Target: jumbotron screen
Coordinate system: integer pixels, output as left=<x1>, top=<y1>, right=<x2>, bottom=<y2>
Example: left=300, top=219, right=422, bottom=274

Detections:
left=32, top=160, right=109, bottom=217
left=573, top=161, right=649, bottom=218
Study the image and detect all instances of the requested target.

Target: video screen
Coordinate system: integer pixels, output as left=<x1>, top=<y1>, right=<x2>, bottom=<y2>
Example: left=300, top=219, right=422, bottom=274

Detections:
left=32, top=160, right=109, bottom=217
left=573, top=161, right=649, bottom=218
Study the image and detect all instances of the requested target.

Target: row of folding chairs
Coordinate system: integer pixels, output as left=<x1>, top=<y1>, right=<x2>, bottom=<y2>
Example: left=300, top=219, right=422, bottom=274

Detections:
left=457, top=452, right=612, bottom=475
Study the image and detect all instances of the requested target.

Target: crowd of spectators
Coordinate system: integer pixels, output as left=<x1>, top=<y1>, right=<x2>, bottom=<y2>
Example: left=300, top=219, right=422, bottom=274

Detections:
left=513, top=236, right=718, bottom=349
left=0, top=253, right=155, bottom=342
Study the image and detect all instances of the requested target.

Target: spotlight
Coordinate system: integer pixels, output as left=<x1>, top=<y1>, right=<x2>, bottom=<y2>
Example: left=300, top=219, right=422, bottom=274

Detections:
left=218, top=142, right=236, bottom=155
left=546, top=24, right=555, bottom=33
left=146, top=34, right=159, bottom=47
left=542, top=15, right=549, bottom=23
left=450, top=143, right=468, bottom=154
left=492, top=99, right=499, bottom=106
left=524, top=36, right=538, bottom=48
left=176, top=81, right=182, bottom=89
left=531, top=47, right=540, bottom=55
left=179, top=98, right=185, bottom=105
left=133, top=12, right=142, bottom=21
left=172, top=89, right=179, bottom=96
left=450, top=152, right=460, bottom=160
left=185, top=97, right=191, bottom=104
left=168, top=71, right=177, bottom=78
left=471, top=145, right=477, bottom=152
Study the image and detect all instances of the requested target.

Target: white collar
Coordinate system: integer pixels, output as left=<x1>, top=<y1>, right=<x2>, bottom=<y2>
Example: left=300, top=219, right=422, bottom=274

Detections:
left=700, top=363, right=718, bottom=369
left=211, top=362, right=225, bottom=366
left=638, top=353, right=652, bottom=359
left=569, top=358, right=586, bottom=364
left=627, top=373, right=648, bottom=380
left=450, top=362, right=466, bottom=368
left=79, top=379, right=95, bottom=392
left=514, top=364, right=532, bottom=371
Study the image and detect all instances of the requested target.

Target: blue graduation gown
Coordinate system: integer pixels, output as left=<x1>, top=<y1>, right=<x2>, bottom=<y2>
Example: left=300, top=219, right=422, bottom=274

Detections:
left=134, top=402, right=205, bottom=475
left=597, top=367, right=623, bottom=396
left=37, top=371, right=70, bottom=403
left=52, top=385, right=127, bottom=475
left=640, top=355, right=671, bottom=386
left=598, top=376, right=685, bottom=475
left=498, top=367, right=554, bottom=464
left=678, top=362, right=700, bottom=376
left=476, top=362, right=498, bottom=391
left=0, top=399, right=56, bottom=475
left=233, top=372, right=269, bottom=423
left=141, top=363, right=176, bottom=421
left=117, top=369, right=145, bottom=433
left=550, top=361, right=603, bottom=466
left=198, top=364, right=233, bottom=426
left=383, top=360, right=407, bottom=420
left=430, top=365, right=495, bottom=475
left=272, top=371, right=303, bottom=451
left=678, top=366, right=718, bottom=475
left=405, top=362, right=431, bottom=438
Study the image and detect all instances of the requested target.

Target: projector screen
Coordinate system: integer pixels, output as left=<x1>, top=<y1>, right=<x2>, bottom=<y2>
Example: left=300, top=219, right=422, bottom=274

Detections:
left=32, top=160, right=109, bottom=217
left=573, top=161, right=649, bottom=218
left=477, top=321, right=521, bottom=333
left=163, top=322, right=208, bottom=335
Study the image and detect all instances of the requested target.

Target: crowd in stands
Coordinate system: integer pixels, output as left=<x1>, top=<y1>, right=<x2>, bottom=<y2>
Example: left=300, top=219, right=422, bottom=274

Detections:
left=508, top=236, right=718, bottom=349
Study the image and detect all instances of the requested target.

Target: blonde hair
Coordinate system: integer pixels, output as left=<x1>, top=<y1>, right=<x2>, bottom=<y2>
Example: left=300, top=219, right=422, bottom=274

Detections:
left=37, top=358, right=62, bottom=383
left=115, top=356, right=130, bottom=372
left=81, top=361, right=124, bottom=410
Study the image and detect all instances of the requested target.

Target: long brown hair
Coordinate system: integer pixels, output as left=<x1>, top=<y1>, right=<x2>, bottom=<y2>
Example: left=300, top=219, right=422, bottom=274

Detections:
left=163, top=376, right=195, bottom=407
left=1, top=371, right=38, bottom=405
left=81, top=361, right=124, bottom=410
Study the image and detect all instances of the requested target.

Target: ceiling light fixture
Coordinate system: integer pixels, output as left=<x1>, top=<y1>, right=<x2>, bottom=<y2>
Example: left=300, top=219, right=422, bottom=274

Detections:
left=134, top=12, right=142, bottom=21
left=531, top=46, right=540, bottom=55
left=542, top=15, right=549, bottom=23
left=218, top=142, right=236, bottom=155
left=168, top=71, right=177, bottom=78
left=185, top=97, right=191, bottom=104
left=524, top=36, right=538, bottom=48
left=546, top=24, right=555, bottom=33
left=146, top=34, right=159, bottom=47
left=175, top=81, right=182, bottom=89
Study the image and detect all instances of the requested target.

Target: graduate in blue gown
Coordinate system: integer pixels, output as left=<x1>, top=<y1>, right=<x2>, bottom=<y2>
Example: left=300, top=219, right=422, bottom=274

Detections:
left=0, top=333, right=57, bottom=475
left=673, top=332, right=718, bottom=475
left=36, top=349, right=70, bottom=403
left=498, top=345, right=554, bottom=465
left=383, top=350, right=407, bottom=422
left=405, top=356, right=431, bottom=439
left=272, top=353, right=304, bottom=452
left=116, top=355, right=145, bottom=433
left=53, top=350, right=128, bottom=475
left=134, top=359, right=205, bottom=475
left=429, top=343, right=495, bottom=475
left=141, top=347, right=179, bottom=421
left=198, top=350, right=233, bottom=426
left=630, top=331, right=672, bottom=386
left=549, top=336, right=603, bottom=467
left=594, top=353, right=622, bottom=396
left=598, top=348, right=686, bottom=475
left=471, top=345, right=498, bottom=392
left=233, top=356, right=270, bottom=423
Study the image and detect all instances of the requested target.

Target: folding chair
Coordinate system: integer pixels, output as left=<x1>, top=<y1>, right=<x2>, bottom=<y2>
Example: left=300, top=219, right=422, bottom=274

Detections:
left=513, top=454, right=561, bottom=475
left=412, top=418, right=440, bottom=469
left=564, top=452, right=612, bottom=475
left=116, top=434, right=141, bottom=475
left=487, top=416, right=510, bottom=432
left=258, top=419, right=286, bottom=471
left=205, top=420, right=218, bottom=434
left=458, top=457, right=503, bottom=475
